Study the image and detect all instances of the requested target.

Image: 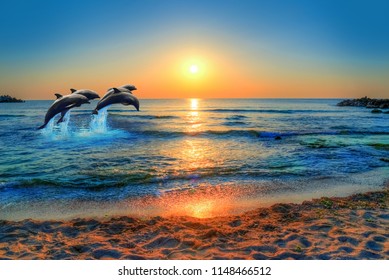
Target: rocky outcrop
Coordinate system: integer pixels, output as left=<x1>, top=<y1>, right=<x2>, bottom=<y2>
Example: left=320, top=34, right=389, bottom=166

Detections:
left=337, top=97, right=389, bottom=109
left=0, top=95, right=24, bottom=103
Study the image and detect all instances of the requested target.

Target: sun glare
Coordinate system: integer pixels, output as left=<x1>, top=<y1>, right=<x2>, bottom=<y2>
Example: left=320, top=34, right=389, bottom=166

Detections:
left=190, top=98, right=198, bottom=110
left=189, top=65, right=199, bottom=74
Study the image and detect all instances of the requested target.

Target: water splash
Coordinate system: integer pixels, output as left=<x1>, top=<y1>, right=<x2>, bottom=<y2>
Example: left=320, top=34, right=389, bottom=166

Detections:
left=59, top=111, right=71, bottom=137
left=90, top=106, right=110, bottom=133
left=40, top=118, right=55, bottom=137
left=40, top=111, right=71, bottom=139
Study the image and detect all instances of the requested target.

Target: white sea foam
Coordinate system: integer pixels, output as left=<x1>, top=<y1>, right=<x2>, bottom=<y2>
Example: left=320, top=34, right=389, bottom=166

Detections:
left=59, top=111, right=71, bottom=137
left=90, top=106, right=110, bottom=133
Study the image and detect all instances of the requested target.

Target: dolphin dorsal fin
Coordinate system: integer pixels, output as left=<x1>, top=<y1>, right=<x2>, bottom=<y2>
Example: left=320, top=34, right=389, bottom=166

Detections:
left=54, top=93, right=63, bottom=99
left=112, top=88, right=121, bottom=93
left=70, top=88, right=77, bottom=93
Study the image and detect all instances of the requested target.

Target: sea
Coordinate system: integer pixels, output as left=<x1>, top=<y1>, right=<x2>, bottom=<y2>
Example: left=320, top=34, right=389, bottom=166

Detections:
left=1, top=99, right=388, bottom=220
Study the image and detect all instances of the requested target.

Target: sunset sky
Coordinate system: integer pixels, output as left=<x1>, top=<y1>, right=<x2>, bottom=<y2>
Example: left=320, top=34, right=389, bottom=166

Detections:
left=1, top=0, right=389, bottom=99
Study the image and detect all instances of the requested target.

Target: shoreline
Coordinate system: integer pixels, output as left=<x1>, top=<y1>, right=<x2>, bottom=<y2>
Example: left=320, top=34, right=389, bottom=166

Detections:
left=2, top=168, right=389, bottom=222
left=1, top=188, right=388, bottom=260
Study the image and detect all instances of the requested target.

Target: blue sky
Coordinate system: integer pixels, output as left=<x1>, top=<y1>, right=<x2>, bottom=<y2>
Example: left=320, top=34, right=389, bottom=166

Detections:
left=1, top=0, right=388, bottom=99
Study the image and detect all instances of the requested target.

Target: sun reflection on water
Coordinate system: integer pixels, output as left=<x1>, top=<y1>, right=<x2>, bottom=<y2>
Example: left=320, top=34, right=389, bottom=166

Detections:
left=190, top=98, right=199, bottom=110
left=186, top=99, right=202, bottom=133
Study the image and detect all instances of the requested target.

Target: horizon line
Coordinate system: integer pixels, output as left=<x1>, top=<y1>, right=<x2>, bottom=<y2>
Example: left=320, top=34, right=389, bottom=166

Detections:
left=20, top=97, right=353, bottom=101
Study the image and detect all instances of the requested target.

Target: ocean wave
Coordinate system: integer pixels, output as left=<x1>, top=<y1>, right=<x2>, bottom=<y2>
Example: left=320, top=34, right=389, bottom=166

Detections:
left=0, top=114, right=26, bottom=118
left=137, top=129, right=389, bottom=139
left=139, top=129, right=260, bottom=138
left=202, top=109, right=335, bottom=114
left=0, top=181, right=21, bottom=188
left=68, top=112, right=179, bottom=120
left=0, top=166, right=244, bottom=191
left=222, top=121, right=249, bottom=126
left=225, top=115, right=249, bottom=120
left=299, top=139, right=347, bottom=149
left=368, top=143, right=389, bottom=151
left=112, top=114, right=179, bottom=120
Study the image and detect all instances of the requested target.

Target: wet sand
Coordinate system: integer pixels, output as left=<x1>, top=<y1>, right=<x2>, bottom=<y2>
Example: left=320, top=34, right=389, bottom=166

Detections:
left=0, top=189, right=388, bottom=260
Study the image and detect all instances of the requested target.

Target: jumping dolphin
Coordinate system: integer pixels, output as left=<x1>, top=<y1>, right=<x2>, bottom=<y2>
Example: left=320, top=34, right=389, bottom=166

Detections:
left=106, top=84, right=137, bottom=94
left=118, top=84, right=137, bottom=92
left=55, top=89, right=100, bottom=124
left=69, top=88, right=100, bottom=100
left=38, top=94, right=90, bottom=129
left=100, top=84, right=137, bottom=104
left=92, top=88, right=139, bottom=114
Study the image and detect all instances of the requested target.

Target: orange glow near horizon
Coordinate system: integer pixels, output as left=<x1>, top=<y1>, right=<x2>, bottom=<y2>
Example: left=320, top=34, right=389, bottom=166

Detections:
left=4, top=45, right=389, bottom=100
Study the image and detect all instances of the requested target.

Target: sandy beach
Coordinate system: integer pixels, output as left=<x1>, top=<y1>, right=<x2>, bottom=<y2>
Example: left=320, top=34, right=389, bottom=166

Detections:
left=1, top=189, right=388, bottom=260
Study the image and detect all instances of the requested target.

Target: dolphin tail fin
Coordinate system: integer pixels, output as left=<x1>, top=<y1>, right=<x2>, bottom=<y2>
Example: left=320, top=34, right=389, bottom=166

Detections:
left=92, top=109, right=98, bottom=115
left=38, top=123, right=46, bottom=130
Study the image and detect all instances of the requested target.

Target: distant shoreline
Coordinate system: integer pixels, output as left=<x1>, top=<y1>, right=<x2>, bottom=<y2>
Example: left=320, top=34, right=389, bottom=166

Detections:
left=0, top=95, right=25, bottom=103
left=337, top=96, right=389, bottom=109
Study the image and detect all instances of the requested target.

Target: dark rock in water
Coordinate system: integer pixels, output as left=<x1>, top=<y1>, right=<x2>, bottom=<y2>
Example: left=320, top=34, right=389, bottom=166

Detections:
left=379, top=103, right=389, bottom=109
left=275, top=136, right=282, bottom=140
left=0, top=95, right=24, bottom=103
left=337, top=96, right=389, bottom=109
left=380, top=158, right=389, bottom=163
left=371, top=109, right=382, bottom=113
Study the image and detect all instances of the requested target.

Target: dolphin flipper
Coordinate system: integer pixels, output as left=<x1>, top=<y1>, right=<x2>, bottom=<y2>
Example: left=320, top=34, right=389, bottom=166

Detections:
left=58, top=101, right=86, bottom=123
left=57, top=109, right=69, bottom=124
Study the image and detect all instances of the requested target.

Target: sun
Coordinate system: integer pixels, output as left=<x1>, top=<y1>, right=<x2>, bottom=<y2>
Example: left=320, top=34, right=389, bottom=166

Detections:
left=189, top=64, right=199, bottom=74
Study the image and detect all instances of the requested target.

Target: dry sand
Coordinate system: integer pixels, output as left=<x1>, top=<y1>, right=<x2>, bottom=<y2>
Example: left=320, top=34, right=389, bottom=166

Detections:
left=0, top=189, right=388, bottom=260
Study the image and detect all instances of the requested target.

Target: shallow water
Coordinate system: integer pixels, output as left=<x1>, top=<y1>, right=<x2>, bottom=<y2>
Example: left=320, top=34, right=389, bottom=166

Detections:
left=1, top=99, right=388, bottom=220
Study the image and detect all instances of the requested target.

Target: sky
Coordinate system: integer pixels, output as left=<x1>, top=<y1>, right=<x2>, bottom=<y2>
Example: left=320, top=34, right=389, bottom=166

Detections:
left=1, top=0, right=389, bottom=99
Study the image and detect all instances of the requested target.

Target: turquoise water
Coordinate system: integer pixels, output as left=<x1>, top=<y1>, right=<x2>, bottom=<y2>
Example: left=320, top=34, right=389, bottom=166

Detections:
left=1, top=99, right=388, bottom=219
